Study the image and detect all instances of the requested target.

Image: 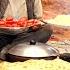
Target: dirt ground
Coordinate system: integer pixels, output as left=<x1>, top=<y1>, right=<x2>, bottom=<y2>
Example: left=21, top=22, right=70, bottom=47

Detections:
left=42, top=0, right=70, bottom=19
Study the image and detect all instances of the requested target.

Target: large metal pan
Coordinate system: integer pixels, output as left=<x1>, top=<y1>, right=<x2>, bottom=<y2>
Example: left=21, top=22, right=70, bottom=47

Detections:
left=0, top=40, right=59, bottom=62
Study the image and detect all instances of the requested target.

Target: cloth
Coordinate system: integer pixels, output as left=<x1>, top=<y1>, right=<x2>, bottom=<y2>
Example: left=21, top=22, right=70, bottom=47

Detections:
left=26, top=0, right=35, bottom=19
left=0, top=0, right=43, bottom=19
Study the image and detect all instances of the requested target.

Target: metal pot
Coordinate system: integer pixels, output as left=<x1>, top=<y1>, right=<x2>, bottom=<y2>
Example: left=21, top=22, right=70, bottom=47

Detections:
left=0, top=40, right=59, bottom=62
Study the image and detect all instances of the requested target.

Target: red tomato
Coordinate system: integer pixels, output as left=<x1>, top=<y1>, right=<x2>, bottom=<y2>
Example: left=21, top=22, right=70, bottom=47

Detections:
left=0, top=19, right=6, bottom=27
left=12, top=20, right=18, bottom=27
left=5, top=21, right=14, bottom=26
left=18, top=17, right=27, bottom=27
left=6, top=16, right=14, bottom=21
left=19, top=17, right=27, bottom=21
left=27, top=21, right=33, bottom=27
left=5, top=23, right=9, bottom=27
left=33, top=19, right=38, bottom=23
left=27, top=19, right=36, bottom=27
left=12, top=23, right=20, bottom=27
left=28, top=19, right=40, bottom=27
left=0, top=19, right=5, bottom=25
left=28, top=19, right=35, bottom=23
left=17, top=21, right=25, bottom=27
left=5, top=16, right=15, bottom=27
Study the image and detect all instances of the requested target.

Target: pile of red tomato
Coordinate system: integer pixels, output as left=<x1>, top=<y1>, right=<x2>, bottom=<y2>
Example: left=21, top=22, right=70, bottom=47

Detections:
left=0, top=17, right=41, bottom=29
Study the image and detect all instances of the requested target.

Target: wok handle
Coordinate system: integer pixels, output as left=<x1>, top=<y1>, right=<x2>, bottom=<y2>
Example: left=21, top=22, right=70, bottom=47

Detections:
left=59, top=53, right=70, bottom=62
left=0, top=44, right=11, bottom=60
left=40, top=20, right=48, bottom=24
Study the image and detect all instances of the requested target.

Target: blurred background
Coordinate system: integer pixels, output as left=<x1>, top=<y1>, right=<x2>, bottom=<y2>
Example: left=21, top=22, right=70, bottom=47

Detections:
left=42, top=0, right=70, bottom=19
